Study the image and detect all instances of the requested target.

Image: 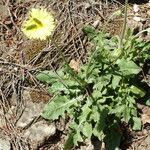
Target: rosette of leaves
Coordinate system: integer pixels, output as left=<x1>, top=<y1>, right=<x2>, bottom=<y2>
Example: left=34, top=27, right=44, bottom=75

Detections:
left=36, top=27, right=149, bottom=149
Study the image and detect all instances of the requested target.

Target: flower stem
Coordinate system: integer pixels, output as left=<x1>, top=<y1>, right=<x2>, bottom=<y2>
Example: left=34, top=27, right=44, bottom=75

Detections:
left=119, top=0, right=128, bottom=49
left=50, top=38, right=86, bottom=87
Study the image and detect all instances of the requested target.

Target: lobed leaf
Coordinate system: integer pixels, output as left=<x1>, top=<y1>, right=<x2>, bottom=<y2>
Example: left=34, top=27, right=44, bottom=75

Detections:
left=132, top=117, right=141, bottom=130
left=82, top=122, right=92, bottom=138
left=117, top=59, right=141, bottom=76
left=130, top=85, right=146, bottom=97
left=42, top=96, right=76, bottom=120
left=36, top=70, right=59, bottom=84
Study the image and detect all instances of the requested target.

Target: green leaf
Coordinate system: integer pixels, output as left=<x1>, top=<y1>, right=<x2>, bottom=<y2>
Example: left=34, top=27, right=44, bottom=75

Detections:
left=78, top=101, right=92, bottom=123
left=112, top=49, right=122, bottom=59
left=92, top=90, right=103, bottom=100
left=65, top=79, right=79, bottom=87
left=110, top=105, right=125, bottom=114
left=117, top=59, right=141, bottom=75
left=82, top=122, right=92, bottom=138
left=82, top=26, right=97, bottom=39
left=130, top=85, right=146, bottom=97
left=130, top=108, right=137, bottom=117
left=105, top=123, right=122, bottom=150
left=93, top=82, right=103, bottom=91
left=145, top=98, right=150, bottom=106
left=123, top=106, right=131, bottom=123
left=64, top=79, right=81, bottom=93
left=93, top=123, right=105, bottom=141
left=93, top=107, right=108, bottom=140
left=73, top=131, right=83, bottom=145
left=90, top=106, right=99, bottom=122
left=36, top=70, right=58, bottom=84
left=112, top=75, right=121, bottom=89
left=49, top=82, right=64, bottom=91
left=42, top=96, right=76, bottom=120
left=98, top=75, right=112, bottom=86
left=48, top=82, right=68, bottom=94
left=132, top=117, right=141, bottom=130
left=64, top=132, right=75, bottom=150
left=128, top=96, right=136, bottom=105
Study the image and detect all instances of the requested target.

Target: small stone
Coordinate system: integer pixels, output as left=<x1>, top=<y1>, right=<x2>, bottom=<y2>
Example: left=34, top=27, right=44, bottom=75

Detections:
left=92, top=20, right=100, bottom=28
left=69, top=59, right=80, bottom=72
left=85, top=3, right=91, bottom=10
left=133, top=16, right=141, bottom=22
left=133, top=4, right=139, bottom=13
left=0, top=138, right=10, bottom=150
left=14, top=67, right=18, bottom=71
left=135, top=12, right=140, bottom=17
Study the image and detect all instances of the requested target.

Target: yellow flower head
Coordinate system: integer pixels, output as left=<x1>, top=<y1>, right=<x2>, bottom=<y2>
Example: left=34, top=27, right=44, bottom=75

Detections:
left=22, top=8, right=55, bottom=40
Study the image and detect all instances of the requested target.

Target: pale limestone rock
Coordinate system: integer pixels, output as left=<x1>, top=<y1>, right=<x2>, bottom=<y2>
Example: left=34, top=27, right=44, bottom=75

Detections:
left=133, top=16, right=141, bottom=22
left=23, top=120, right=56, bottom=149
left=133, top=4, right=139, bottom=13
left=0, top=138, right=10, bottom=150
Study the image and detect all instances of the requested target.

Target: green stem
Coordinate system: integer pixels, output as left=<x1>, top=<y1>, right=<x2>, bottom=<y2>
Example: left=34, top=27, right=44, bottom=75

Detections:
left=85, top=47, right=99, bottom=79
left=50, top=38, right=86, bottom=87
left=50, top=38, right=68, bottom=65
left=119, top=0, right=128, bottom=49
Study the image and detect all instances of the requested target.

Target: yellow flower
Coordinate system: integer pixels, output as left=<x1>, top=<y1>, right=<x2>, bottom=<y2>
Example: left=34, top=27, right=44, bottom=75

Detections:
left=22, top=8, right=55, bottom=40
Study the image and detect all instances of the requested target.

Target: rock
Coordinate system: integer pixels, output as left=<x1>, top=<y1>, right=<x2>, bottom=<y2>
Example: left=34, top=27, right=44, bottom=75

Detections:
left=133, top=16, right=141, bottom=22
left=0, top=5, right=8, bottom=20
left=133, top=4, right=139, bottom=13
left=79, top=140, right=94, bottom=150
left=147, top=10, right=150, bottom=16
left=23, top=120, right=56, bottom=149
left=0, top=138, right=10, bottom=150
left=16, top=90, right=45, bottom=128
left=0, top=89, right=55, bottom=149
left=10, top=90, right=56, bottom=149
left=84, top=3, right=91, bottom=10
left=141, top=114, right=150, bottom=124
left=92, top=20, right=100, bottom=28
left=127, top=19, right=143, bottom=33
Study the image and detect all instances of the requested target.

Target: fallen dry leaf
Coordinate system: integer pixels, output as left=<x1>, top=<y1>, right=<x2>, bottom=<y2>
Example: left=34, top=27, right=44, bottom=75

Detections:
left=69, top=59, right=80, bottom=72
left=141, top=114, right=150, bottom=124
